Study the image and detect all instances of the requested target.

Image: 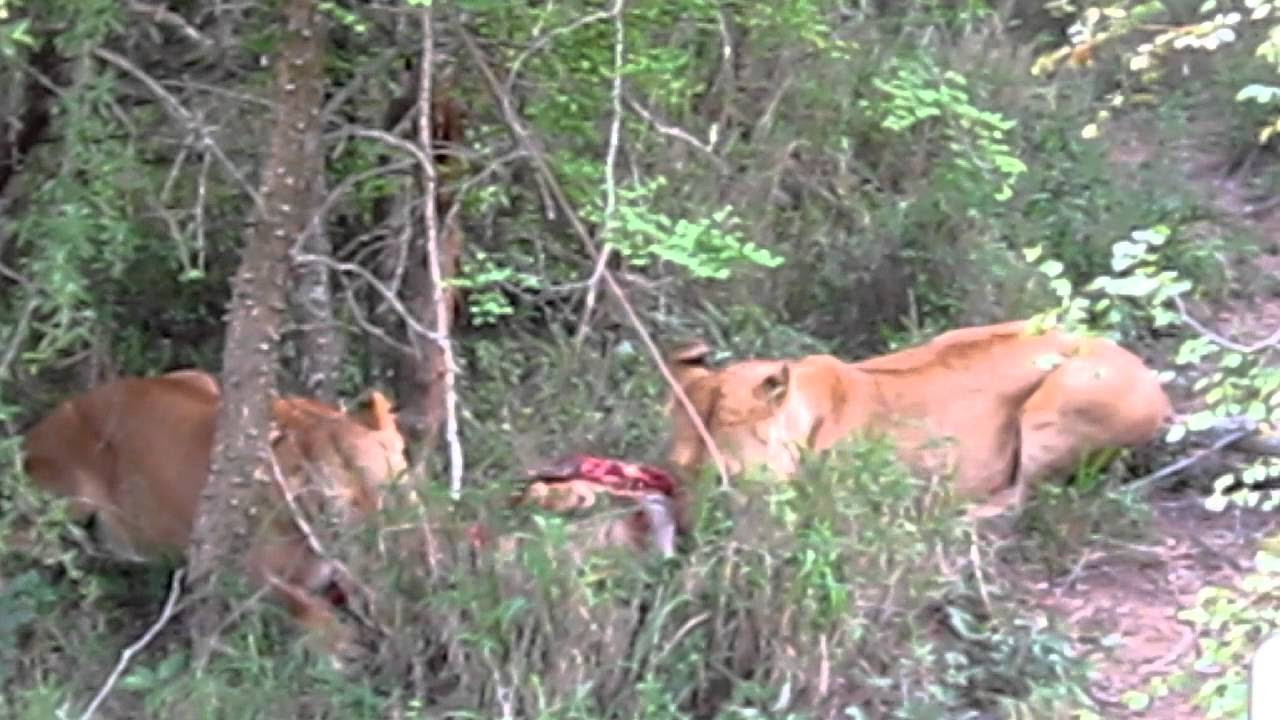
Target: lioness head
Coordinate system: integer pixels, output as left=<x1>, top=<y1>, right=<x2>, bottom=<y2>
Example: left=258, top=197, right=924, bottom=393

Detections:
left=667, top=349, right=806, bottom=477
left=269, top=389, right=409, bottom=520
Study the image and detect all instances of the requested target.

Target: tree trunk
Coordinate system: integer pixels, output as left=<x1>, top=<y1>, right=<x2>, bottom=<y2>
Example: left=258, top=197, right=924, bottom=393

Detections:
left=186, top=0, right=325, bottom=661
left=289, top=126, right=343, bottom=403
left=396, top=211, right=462, bottom=460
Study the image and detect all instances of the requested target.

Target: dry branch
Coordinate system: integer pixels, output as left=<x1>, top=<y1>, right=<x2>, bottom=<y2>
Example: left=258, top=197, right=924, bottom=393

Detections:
left=92, top=48, right=265, bottom=216
left=127, top=2, right=213, bottom=47
left=418, top=6, right=465, bottom=497
left=574, top=0, right=627, bottom=346
left=1173, top=294, right=1280, bottom=353
left=78, top=569, right=185, bottom=720
left=457, top=20, right=732, bottom=487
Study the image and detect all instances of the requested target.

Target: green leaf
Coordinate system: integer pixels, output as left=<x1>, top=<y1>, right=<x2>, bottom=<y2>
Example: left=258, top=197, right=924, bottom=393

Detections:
left=1237, top=84, right=1280, bottom=104
left=1038, top=259, right=1065, bottom=278
left=1256, top=549, right=1280, bottom=573
left=1110, top=240, right=1148, bottom=271
left=1131, top=227, right=1170, bottom=245
left=1122, top=690, right=1152, bottom=711
left=1187, top=411, right=1219, bottom=431
left=1100, top=275, right=1161, bottom=297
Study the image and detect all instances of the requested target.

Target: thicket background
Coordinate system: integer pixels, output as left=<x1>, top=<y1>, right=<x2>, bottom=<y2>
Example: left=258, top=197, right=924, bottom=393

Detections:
left=2, top=1, right=1280, bottom=718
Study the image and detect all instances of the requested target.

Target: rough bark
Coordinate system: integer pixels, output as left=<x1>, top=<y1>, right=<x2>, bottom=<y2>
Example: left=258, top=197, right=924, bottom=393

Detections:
left=396, top=212, right=462, bottom=458
left=289, top=106, right=342, bottom=403
left=186, top=0, right=325, bottom=659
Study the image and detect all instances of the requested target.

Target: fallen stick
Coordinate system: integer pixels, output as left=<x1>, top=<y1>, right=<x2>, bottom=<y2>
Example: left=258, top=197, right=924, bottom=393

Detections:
left=79, top=568, right=185, bottom=720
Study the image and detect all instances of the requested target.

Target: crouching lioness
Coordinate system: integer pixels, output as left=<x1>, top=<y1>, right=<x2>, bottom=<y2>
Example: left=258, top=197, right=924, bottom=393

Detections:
left=20, top=370, right=409, bottom=653
left=665, top=320, right=1173, bottom=516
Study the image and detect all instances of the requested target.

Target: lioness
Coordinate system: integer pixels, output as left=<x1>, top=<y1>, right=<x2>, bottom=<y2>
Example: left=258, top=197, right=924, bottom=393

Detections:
left=21, top=370, right=408, bottom=652
left=666, top=320, right=1173, bottom=515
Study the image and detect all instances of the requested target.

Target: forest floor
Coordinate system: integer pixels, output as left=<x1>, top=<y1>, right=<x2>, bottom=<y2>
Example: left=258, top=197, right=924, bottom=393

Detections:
left=1032, top=120, right=1280, bottom=719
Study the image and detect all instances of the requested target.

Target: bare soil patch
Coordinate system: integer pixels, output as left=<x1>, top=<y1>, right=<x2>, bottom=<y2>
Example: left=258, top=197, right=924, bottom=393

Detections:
left=1036, top=114, right=1280, bottom=719
left=1039, top=493, right=1277, bottom=718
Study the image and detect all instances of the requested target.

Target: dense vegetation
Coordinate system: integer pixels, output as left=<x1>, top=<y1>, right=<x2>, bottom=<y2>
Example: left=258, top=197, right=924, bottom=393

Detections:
left=2, top=0, right=1280, bottom=717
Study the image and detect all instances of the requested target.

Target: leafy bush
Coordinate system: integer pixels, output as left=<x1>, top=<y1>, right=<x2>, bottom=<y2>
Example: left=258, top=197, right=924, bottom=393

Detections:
left=1, top=436, right=1095, bottom=719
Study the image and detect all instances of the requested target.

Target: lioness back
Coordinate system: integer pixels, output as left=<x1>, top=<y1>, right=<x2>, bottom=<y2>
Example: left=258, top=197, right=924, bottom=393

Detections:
left=664, top=321, right=1174, bottom=516
left=23, top=371, right=221, bottom=558
left=23, top=372, right=411, bottom=655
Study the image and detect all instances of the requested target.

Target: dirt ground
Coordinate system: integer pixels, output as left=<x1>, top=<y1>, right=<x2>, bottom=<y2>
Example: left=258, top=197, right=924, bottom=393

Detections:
left=1039, top=492, right=1277, bottom=718
left=1036, top=119, right=1280, bottom=719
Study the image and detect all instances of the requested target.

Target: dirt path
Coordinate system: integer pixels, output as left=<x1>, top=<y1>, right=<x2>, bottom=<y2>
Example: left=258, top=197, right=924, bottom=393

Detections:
left=1039, top=494, right=1277, bottom=718
left=1038, top=120, right=1280, bottom=719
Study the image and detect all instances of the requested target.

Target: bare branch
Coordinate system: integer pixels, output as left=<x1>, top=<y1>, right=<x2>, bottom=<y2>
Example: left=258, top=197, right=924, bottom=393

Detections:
left=419, top=6, right=466, bottom=499
left=506, top=7, right=615, bottom=96
left=340, top=285, right=415, bottom=354
left=346, top=127, right=437, bottom=176
left=263, top=452, right=383, bottom=636
left=294, top=252, right=443, bottom=344
left=458, top=22, right=732, bottom=488
left=127, top=1, right=214, bottom=47
left=91, top=48, right=266, bottom=216
left=1126, top=427, right=1255, bottom=492
left=575, top=0, right=627, bottom=346
left=624, top=93, right=726, bottom=169
left=300, top=157, right=416, bottom=242
left=79, top=569, right=185, bottom=720
left=1172, top=294, right=1280, bottom=353
left=322, top=50, right=398, bottom=118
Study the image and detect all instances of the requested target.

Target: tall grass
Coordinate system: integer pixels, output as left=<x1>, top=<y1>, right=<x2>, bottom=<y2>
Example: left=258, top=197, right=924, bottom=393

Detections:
left=2, top=436, right=1094, bottom=719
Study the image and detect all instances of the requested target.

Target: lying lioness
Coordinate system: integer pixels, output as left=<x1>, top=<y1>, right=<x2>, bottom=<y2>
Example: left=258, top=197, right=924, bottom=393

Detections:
left=20, top=370, right=408, bottom=652
left=666, top=320, right=1173, bottom=515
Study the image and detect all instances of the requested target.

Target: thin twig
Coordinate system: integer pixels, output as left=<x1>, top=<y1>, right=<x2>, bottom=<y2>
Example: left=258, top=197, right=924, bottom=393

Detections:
left=340, top=284, right=415, bottom=354
left=1172, top=294, right=1280, bottom=353
left=294, top=253, right=442, bottom=343
left=1126, top=427, right=1253, bottom=492
left=0, top=297, right=37, bottom=382
left=347, top=128, right=438, bottom=179
left=79, top=568, right=185, bottom=720
left=298, top=158, right=416, bottom=244
left=458, top=21, right=732, bottom=487
left=91, top=48, right=266, bottom=216
left=574, top=0, right=626, bottom=346
left=574, top=246, right=615, bottom=345
left=505, top=7, right=615, bottom=96
left=418, top=6, right=465, bottom=499
left=127, top=1, right=213, bottom=46
left=265, top=448, right=383, bottom=636
left=623, top=93, right=725, bottom=169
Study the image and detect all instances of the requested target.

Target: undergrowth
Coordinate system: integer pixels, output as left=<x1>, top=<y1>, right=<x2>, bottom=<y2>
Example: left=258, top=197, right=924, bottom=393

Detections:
left=1, top=437, right=1096, bottom=719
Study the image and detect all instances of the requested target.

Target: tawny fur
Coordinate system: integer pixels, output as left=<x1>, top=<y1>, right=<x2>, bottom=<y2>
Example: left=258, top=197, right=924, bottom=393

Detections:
left=21, top=370, right=408, bottom=653
left=666, top=320, right=1173, bottom=515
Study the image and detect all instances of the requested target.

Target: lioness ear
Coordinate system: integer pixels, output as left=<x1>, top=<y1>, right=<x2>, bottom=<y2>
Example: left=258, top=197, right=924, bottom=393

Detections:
left=669, top=340, right=713, bottom=368
left=755, top=365, right=790, bottom=407
left=357, top=391, right=397, bottom=433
